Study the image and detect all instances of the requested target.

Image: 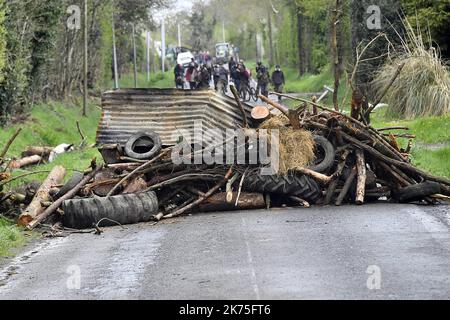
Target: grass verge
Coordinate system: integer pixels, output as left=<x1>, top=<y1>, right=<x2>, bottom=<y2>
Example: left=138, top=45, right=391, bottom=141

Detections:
left=1, top=99, right=102, bottom=257
left=0, top=217, right=26, bottom=257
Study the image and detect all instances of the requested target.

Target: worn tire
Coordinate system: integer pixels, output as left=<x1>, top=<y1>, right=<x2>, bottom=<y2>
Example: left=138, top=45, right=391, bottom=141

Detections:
left=54, top=172, right=84, bottom=200
left=393, top=181, right=441, bottom=203
left=307, top=136, right=335, bottom=173
left=62, top=191, right=159, bottom=229
left=124, top=131, right=162, bottom=160
left=243, top=172, right=322, bottom=204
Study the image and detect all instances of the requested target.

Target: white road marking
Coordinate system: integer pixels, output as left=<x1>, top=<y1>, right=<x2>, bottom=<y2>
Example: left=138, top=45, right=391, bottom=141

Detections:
left=241, top=217, right=261, bottom=300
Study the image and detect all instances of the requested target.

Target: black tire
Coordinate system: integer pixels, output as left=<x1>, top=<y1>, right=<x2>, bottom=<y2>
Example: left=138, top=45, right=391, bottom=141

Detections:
left=244, top=172, right=322, bottom=204
left=393, top=181, right=441, bottom=203
left=307, top=136, right=335, bottom=173
left=54, top=172, right=84, bottom=200
left=124, top=131, right=162, bottom=160
left=62, top=191, right=159, bottom=229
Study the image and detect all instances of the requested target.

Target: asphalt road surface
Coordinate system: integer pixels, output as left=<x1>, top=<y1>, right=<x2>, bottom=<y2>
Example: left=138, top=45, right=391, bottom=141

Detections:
left=0, top=203, right=449, bottom=300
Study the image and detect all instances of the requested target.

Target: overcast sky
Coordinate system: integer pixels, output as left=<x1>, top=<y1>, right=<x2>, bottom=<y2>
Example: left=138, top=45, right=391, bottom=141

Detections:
left=156, top=0, right=195, bottom=18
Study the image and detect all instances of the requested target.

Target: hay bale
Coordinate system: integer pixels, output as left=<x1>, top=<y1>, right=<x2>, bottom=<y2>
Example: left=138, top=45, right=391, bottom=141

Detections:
left=259, top=114, right=290, bottom=129
left=259, top=115, right=315, bottom=174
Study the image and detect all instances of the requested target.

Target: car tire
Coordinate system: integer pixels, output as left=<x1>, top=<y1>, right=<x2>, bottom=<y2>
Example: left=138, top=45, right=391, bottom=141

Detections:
left=307, top=136, right=336, bottom=173
left=124, top=131, right=162, bottom=160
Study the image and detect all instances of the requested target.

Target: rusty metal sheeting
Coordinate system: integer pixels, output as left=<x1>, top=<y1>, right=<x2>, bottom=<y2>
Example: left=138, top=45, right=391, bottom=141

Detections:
left=96, top=88, right=254, bottom=146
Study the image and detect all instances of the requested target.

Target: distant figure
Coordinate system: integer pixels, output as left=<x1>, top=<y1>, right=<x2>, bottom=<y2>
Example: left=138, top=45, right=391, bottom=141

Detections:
left=174, top=64, right=184, bottom=89
left=256, top=64, right=270, bottom=98
left=228, top=57, right=236, bottom=72
left=230, top=62, right=240, bottom=91
left=271, top=65, right=285, bottom=102
left=186, top=58, right=198, bottom=90
left=198, top=65, right=211, bottom=89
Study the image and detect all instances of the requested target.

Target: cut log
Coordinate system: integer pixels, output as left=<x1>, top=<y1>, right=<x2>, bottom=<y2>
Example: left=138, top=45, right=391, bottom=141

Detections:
left=10, top=155, right=42, bottom=169
left=251, top=105, right=271, bottom=121
left=197, top=192, right=265, bottom=212
left=392, top=181, right=441, bottom=203
left=355, top=149, right=366, bottom=205
left=21, top=146, right=53, bottom=158
left=18, top=166, right=66, bottom=227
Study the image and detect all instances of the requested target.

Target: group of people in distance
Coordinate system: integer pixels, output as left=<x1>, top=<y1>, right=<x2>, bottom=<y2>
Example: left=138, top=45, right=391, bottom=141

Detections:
left=173, top=55, right=285, bottom=102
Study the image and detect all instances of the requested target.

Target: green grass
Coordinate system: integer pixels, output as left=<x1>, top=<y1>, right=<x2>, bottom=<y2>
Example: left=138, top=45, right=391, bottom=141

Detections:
left=411, top=147, right=450, bottom=179
left=0, top=99, right=102, bottom=257
left=371, top=107, right=450, bottom=144
left=0, top=100, right=102, bottom=186
left=0, top=217, right=26, bottom=257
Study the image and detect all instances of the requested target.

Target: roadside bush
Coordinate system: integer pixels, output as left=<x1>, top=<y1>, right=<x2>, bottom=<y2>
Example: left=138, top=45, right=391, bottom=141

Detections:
left=372, top=19, right=450, bottom=119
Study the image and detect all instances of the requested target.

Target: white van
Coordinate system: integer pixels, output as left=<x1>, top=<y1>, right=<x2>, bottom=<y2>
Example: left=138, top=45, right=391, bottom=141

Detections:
left=177, top=51, right=195, bottom=68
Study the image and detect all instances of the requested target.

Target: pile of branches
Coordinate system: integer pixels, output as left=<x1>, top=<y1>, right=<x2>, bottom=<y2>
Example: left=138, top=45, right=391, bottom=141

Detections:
left=259, top=93, right=450, bottom=206
left=2, top=92, right=450, bottom=232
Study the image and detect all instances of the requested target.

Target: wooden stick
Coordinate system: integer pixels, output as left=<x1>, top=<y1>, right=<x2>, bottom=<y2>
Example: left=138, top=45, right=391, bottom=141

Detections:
left=259, top=94, right=289, bottom=116
left=106, top=148, right=172, bottom=197
left=27, top=166, right=102, bottom=230
left=335, top=166, right=357, bottom=206
left=365, top=62, right=405, bottom=118
left=163, top=167, right=233, bottom=219
left=355, top=149, right=366, bottom=205
left=324, top=179, right=339, bottom=205
left=0, top=128, right=22, bottom=161
left=297, top=167, right=333, bottom=184
left=378, top=126, right=410, bottom=132
left=229, top=85, right=249, bottom=128
left=147, top=174, right=224, bottom=191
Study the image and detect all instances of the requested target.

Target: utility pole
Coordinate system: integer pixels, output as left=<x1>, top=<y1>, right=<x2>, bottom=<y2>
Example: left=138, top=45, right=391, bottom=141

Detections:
left=222, top=20, right=225, bottom=42
left=112, top=11, right=119, bottom=89
left=177, top=23, right=182, bottom=47
left=83, top=0, right=88, bottom=117
left=146, top=31, right=151, bottom=82
left=161, top=18, right=166, bottom=73
left=132, top=24, right=138, bottom=88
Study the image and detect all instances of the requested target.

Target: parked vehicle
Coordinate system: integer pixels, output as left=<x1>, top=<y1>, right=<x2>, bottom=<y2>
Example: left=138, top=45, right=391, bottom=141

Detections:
left=215, top=43, right=231, bottom=65
left=177, top=51, right=195, bottom=68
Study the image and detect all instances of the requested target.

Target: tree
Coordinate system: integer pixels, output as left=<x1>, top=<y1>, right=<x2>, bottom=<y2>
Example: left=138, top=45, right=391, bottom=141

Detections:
left=0, top=0, right=6, bottom=83
left=350, top=0, right=404, bottom=101
left=401, top=0, right=450, bottom=58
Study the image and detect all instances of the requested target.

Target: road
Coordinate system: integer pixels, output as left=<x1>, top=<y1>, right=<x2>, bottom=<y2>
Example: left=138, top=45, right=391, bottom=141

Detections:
left=0, top=203, right=449, bottom=300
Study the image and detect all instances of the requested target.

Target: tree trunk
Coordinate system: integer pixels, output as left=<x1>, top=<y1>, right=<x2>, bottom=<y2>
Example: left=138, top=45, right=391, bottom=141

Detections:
left=297, top=9, right=306, bottom=75
left=18, top=166, right=66, bottom=227
left=267, top=6, right=274, bottom=67
left=198, top=192, right=265, bottom=212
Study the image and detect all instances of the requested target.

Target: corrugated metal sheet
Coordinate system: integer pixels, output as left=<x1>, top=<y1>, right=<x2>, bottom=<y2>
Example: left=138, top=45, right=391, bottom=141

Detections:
left=96, top=88, right=254, bottom=146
